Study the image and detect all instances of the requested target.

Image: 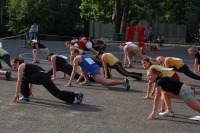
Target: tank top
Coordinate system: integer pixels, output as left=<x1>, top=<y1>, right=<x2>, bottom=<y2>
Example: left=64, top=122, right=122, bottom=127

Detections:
left=104, top=53, right=119, bottom=66
left=150, top=65, right=174, bottom=77
left=55, top=55, right=67, bottom=68
left=168, top=57, right=183, bottom=70
left=156, top=77, right=183, bottom=95
left=24, top=63, right=45, bottom=77
left=33, top=43, right=46, bottom=49
left=79, top=55, right=99, bottom=76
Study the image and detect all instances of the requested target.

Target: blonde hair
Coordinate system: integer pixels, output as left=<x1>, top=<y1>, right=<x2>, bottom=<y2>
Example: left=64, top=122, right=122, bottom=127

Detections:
left=147, top=67, right=162, bottom=77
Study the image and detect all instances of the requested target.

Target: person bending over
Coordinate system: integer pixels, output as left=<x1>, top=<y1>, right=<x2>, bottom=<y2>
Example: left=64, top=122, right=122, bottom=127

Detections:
left=147, top=67, right=200, bottom=120
left=11, top=58, right=83, bottom=104
left=28, top=40, right=49, bottom=63
left=96, top=52, right=142, bottom=80
left=156, top=56, right=200, bottom=80
left=65, top=49, right=130, bottom=91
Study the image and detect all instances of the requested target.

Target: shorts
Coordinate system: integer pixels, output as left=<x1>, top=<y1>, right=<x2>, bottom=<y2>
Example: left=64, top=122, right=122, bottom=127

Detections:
left=89, top=70, right=100, bottom=77
left=179, top=86, right=195, bottom=103
left=172, top=73, right=180, bottom=81
left=86, top=42, right=93, bottom=49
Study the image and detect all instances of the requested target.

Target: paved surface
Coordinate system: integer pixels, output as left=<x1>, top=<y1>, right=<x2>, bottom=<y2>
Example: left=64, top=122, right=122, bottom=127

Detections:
left=0, top=40, right=200, bottom=133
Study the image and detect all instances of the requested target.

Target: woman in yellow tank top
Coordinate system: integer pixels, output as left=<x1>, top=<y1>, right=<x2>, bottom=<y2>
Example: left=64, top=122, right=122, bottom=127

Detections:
left=96, top=52, right=142, bottom=80
left=156, top=56, right=200, bottom=80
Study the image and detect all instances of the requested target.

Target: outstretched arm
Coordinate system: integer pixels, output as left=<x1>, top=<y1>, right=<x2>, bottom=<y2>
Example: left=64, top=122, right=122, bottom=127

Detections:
left=148, top=86, right=162, bottom=120
left=65, top=56, right=79, bottom=87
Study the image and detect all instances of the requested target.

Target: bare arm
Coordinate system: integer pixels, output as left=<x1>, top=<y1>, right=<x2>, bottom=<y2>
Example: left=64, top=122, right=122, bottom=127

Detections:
left=51, top=55, right=57, bottom=80
left=65, top=56, right=80, bottom=87
left=13, top=63, right=25, bottom=102
left=194, top=58, right=198, bottom=73
left=102, top=54, right=109, bottom=78
left=148, top=86, right=162, bottom=120
left=34, top=44, right=39, bottom=61
left=164, top=57, right=170, bottom=68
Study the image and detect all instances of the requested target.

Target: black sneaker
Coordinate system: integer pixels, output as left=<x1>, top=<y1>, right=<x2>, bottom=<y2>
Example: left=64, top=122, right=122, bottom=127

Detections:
left=75, top=92, right=83, bottom=104
left=19, top=96, right=30, bottom=102
left=5, top=71, right=11, bottom=80
left=123, top=78, right=130, bottom=91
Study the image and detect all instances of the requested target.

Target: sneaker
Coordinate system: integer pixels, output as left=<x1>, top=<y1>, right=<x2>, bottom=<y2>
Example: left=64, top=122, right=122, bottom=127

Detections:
left=75, top=92, right=83, bottom=104
left=19, top=96, right=30, bottom=102
left=123, top=78, right=130, bottom=91
left=5, top=71, right=11, bottom=80
left=159, top=110, right=174, bottom=117
left=80, top=81, right=91, bottom=86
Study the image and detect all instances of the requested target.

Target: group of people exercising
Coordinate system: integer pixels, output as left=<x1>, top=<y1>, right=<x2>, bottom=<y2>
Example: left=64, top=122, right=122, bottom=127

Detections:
left=1, top=38, right=200, bottom=120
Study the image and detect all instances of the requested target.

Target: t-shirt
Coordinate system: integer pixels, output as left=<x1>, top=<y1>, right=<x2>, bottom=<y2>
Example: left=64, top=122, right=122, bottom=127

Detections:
left=124, top=44, right=139, bottom=53
left=104, top=53, right=119, bottom=66
left=156, top=77, right=183, bottom=95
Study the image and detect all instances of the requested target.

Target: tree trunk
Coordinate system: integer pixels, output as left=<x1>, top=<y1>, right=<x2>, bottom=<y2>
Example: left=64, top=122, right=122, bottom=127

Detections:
left=120, top=0, right=129, bottom=34
left=113, top=0, right=121, bottom=33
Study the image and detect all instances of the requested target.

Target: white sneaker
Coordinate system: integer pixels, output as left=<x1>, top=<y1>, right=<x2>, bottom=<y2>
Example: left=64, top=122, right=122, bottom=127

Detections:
left=159, top=110, right=174, bottom=117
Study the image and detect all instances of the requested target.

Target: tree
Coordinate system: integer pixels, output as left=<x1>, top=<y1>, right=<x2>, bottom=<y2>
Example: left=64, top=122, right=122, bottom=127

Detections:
left=7, top=0, right=83, bottom=36
left=80, top=0, right=199, bottom=36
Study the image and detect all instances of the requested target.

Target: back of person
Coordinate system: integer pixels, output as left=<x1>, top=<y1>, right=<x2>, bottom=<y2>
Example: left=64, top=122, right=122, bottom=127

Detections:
left=24, top=63, right=44, bottom=77
left=124, top=44, right=139, bottom=52
left=55, top=55, right=67, bottom=68
left=33, top=43, right=46, bottom=49
left=79, top=55, right=99, bottom=75
left=168, top=57, right=183, bottom=70
left=105, top=53, right=119, bottom=66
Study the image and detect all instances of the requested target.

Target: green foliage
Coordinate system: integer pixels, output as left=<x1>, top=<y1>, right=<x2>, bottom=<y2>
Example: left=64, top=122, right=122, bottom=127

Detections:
left=7, top=0, right=83, bottom=35
left=80, top=0, right=114, bottom=23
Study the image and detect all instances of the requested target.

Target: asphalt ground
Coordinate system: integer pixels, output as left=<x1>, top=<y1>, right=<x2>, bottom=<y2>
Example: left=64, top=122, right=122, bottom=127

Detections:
left=0, top=40, right=200, bottom=133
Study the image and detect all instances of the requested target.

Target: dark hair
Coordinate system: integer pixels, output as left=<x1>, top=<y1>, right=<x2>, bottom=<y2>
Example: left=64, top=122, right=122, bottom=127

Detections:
left=46, top=53, right=54, bottom=60
left=73, top=49, right=80, bottom=54
left=12, top=58, right=24, bottom=65
left=96, top=51, right=104, bottom=59
left=142, top=58, right=152, bottom=66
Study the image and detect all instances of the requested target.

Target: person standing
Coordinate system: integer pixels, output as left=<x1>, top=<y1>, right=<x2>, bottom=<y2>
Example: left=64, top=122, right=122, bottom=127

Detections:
left=125, top=21, right=136, bottom=42
left=28, top=40, right=50, bottom=63
left=147, top=27, right=153, bottom=43
left=137, top=22, right=146, bottom=48
left=29, top=22, right=39, bottom=41
left=11, top=58, right=83, bottom=104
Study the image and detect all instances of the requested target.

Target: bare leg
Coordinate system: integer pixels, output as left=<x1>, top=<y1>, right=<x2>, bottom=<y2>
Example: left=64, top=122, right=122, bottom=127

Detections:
left=162, top=91, right=173, bottom=112
left=186, top=99, right=200, bottom=112
left=88, top=48, right=98, bottom=54
left=93, top=74, right=123, bottom=86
